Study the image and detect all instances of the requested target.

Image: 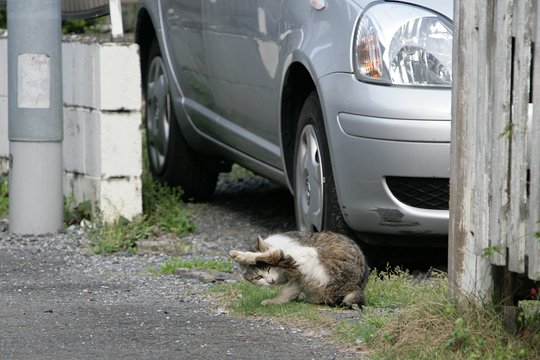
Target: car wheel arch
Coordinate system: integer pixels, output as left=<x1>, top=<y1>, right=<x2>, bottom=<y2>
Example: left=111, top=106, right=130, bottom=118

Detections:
left=280, top=62, right=317, bottom=190
left=135, top=8, right=157, bottom=88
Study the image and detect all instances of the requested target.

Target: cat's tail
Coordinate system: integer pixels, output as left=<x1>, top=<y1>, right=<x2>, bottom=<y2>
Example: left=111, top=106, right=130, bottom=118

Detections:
left=358, top=260, right=370, bottom=290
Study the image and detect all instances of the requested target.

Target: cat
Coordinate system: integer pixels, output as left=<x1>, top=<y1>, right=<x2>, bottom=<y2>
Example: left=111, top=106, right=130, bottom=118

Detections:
left=229, top=231, right=369, bottom=308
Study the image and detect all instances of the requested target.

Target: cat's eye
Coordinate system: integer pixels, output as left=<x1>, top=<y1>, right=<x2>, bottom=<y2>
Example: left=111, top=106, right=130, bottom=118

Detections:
left=254, top=275, right=263, bottom=280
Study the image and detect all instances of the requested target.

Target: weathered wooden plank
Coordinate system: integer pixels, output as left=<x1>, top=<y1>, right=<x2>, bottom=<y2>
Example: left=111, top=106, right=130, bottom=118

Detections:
left=489, top=0, right=513, bottom=266
left=508, top=0, right=532, bottom=274
left=473, top=0, right=494, bottom=263
left=528, top=2, right=540, bottom=281
left=449, top=0, right=493, bottom=300
left=450, top=0, right=476, bottom=299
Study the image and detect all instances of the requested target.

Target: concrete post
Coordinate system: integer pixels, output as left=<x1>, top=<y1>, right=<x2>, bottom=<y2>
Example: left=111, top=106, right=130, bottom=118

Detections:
left=7, top=0, right=63, bottom=234
left=109, top=0, right=124, bottom=39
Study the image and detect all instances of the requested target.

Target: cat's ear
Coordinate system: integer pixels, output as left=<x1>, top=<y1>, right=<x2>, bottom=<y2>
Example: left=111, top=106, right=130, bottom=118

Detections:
left=256, top=235, right=269, bottom=252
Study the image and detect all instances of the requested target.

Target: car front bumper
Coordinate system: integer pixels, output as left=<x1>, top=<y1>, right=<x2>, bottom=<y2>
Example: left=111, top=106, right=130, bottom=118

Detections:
left=318, top=73, right=451, bottom=237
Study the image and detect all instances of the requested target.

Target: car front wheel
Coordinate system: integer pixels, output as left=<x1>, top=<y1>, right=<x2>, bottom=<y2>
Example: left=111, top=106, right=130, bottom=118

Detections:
left=293, top=91, right=349, bottom=234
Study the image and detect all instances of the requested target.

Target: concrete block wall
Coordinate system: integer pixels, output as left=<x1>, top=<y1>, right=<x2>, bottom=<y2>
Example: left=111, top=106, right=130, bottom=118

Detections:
left=0, top=33, right=143, bottom=222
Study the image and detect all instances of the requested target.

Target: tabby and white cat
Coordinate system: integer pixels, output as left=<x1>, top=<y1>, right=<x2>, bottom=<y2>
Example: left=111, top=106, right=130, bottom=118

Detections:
left=230, top=231, right=369, bottom=308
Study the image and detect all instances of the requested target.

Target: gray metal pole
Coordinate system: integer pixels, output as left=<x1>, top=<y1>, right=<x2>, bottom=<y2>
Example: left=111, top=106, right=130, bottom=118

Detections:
left=7, top=0, right=64, bottom=234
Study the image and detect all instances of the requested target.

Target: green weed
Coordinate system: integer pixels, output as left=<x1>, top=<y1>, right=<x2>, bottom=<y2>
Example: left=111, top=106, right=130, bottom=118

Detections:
left=64, top=196, right=93, bottom=226
left=482, top=245, right=503, bottom=258
left=139, top=132, right=195, bottom=238
left=142, top=177, right=195, bottom=237
left=518, top=300, right=540, bottom=343
left=499, top=122, right=515, bottom=139
left=0, top=176, right=7, bottom=217
left=150, top=257, right=234, bottom=275
left=87, top=214, right=145, bottom=254
left=62, top=17, right=109, bottom=34
left=365, top=267, right=446, bottom=308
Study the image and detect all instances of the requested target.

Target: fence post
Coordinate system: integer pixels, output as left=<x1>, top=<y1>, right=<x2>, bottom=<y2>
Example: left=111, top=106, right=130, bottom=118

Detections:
left=7, top=0, right=63, bottom=234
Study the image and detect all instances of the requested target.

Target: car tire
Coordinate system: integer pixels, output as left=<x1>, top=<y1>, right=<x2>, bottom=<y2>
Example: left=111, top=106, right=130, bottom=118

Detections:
left=293, top=91, right=350, bottom=234
left=144, top=39, right=218, bottom=201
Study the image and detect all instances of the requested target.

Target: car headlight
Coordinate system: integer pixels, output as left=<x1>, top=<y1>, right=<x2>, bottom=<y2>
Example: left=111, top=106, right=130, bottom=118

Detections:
left=354, top=2, right=453, bottom=87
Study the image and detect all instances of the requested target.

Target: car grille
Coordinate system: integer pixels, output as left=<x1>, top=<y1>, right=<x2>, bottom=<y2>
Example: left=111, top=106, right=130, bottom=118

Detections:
left=385, top=177, right=449, bottom=210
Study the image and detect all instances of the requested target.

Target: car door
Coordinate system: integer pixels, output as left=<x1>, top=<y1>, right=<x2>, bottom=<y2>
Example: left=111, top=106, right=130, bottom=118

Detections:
left=161, top=0, right=214, bottom=109
left=202, top=0, right=283, bottom=169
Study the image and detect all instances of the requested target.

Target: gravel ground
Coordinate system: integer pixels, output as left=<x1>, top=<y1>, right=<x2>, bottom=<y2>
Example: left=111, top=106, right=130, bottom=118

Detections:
left=0, top=173, right=362, bottom=359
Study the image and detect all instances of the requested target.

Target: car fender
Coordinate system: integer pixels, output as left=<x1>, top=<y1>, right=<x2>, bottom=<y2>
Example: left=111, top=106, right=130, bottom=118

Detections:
left=277, top=0, right=365, bottom=191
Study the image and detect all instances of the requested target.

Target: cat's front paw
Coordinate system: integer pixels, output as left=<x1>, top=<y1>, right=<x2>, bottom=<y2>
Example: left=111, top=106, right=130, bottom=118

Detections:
left=229, top=250, right=256, bottom=264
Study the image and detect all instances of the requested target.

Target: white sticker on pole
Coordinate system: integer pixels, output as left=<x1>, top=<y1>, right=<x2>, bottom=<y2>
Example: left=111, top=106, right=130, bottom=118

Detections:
left=18, top=53, right=51, bottom=109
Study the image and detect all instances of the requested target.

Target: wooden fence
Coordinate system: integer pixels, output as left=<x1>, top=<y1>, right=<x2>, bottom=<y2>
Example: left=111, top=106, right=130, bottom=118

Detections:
left=450, top=0, right=540, bottom=300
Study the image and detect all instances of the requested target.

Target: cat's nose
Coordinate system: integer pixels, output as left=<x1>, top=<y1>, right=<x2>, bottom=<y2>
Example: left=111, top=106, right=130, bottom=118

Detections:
left=268, top=279, right=275, bottom=284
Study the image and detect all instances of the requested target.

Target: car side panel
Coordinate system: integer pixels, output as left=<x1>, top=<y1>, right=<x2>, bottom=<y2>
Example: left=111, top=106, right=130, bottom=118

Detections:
left=160, top=0, right=213, bottom=108
left=202, top=0, right=283, bottom=169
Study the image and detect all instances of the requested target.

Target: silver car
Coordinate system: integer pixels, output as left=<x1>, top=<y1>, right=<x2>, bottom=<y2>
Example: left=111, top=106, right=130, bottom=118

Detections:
left=135, top=0, right=453, bottom=243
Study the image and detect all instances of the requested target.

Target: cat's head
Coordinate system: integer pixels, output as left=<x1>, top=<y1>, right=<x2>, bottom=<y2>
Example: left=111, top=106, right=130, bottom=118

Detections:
left=233, top=235, right=289, bottom=286
left=241, top=263, right=287, bottom=286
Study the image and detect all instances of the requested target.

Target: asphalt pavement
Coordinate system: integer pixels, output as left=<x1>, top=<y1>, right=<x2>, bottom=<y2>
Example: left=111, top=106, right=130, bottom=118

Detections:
left=0, top=223, right=353, bottom=360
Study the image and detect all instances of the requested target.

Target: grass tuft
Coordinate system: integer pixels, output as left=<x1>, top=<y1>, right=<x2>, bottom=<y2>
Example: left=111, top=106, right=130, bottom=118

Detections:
left=365, top=267, right=446, bottom=308
left=150, top=257, right=235, bottom=275
left=366, top=298, right=538, bottom=360
left=350, top=269, right=539, bottom=360
left=87, top=214, right=146, bottom=254
left=142, top=176, right=195, bottom=237
left=211, top=282, right=326, bottom=322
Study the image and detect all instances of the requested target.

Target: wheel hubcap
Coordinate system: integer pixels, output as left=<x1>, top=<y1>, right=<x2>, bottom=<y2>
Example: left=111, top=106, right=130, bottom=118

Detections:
left=146, top=56, right=170, bottom=174
left=304, top=177, right=311, bottom=206
left=295, top=124, right=324, bottom=232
